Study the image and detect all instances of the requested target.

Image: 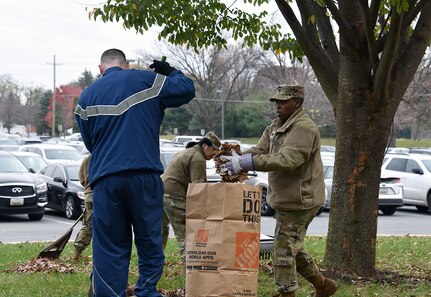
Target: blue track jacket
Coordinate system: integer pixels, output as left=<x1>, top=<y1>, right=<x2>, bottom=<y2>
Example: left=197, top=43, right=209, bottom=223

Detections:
left=74, top=66, right=195, bottom=186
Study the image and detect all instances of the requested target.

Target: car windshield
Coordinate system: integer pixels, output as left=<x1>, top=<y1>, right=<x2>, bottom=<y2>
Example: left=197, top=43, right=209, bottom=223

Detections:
left=65, top=166, right=80, bottom=181
left=45, top=148, right=81, bottom=160
left=17, top=156, right=47, bottom=172
left=0, top=155, right=29, bottom=173
left=422, top=160, right=431, bottom=172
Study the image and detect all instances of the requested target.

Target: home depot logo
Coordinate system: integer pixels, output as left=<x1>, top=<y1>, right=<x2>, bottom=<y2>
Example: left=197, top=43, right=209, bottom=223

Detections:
left=195, top=229, right=209, bottom=247
left=235, top=232, right=259, bottom=269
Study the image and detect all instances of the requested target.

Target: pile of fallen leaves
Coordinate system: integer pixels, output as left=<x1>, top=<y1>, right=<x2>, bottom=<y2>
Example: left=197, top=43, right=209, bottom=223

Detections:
left=5, top=257, right=77, bottom=274
left=214, top=143, right=249, bottom=183
left=159, top=288, right=185, bottom=297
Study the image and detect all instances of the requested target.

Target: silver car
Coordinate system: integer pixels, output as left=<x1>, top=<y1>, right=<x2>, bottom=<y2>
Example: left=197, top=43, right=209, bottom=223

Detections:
left=323, top=160, right=403, bottom=215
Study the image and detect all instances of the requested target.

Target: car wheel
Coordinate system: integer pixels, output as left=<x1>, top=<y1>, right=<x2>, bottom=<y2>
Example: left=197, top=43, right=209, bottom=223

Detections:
left=65, top=196, right=79, bottom=220
left=28, top=213, right=44, bottom=221
left=261, top=187, right=275, bottom=217
left=380, top=206, right=396, bottom=216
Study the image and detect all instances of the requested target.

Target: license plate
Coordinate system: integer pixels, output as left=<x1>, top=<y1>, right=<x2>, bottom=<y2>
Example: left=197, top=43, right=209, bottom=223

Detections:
left=10, top=198, right=24, bottom=206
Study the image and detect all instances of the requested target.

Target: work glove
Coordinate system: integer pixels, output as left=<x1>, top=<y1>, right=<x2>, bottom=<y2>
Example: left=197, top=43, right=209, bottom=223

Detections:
left=220, top=150, right=254, bottom=175
left=149, top=60, right=175, bottom=76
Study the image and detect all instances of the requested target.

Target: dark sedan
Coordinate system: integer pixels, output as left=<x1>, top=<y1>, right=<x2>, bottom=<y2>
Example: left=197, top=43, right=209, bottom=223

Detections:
left=0, top=151, right=47, bottom=220
left=38, top=161, right=84, bottom=219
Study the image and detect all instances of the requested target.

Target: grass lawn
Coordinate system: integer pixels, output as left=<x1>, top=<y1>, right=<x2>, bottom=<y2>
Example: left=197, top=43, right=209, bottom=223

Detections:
left=1, top=236, right=430, bottom=296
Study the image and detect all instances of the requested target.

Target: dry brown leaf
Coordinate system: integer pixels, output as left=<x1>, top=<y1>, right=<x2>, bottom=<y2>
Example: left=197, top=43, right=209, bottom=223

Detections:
left=214, top=143, right=249, bottom=183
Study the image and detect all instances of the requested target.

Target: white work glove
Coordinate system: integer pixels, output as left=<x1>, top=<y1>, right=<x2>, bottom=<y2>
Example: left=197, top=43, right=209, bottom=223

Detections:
left=220, top=150, right=254, bottom=175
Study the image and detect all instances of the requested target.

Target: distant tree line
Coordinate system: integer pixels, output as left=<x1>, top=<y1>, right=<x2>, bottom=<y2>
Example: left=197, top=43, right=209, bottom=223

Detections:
left=1, top=48, right=429, bottom=140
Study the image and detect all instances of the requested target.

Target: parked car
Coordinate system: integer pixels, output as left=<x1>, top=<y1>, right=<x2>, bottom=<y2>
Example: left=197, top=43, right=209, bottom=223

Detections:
left=0, top=144, right=20, bottom=152
left=11, top=151, right=48, bottom=173
left=65, top=133, right=82, bottom=142
left=171, top=135, right=204, bottom=145
left=246, top=171, right=275, bottom=216
left=386, top=147, right=410, bottom=154
left=160, top=145, right=184, bottom=168
left=0, top=151, right=47, bottom=220
left=321, top=145, right=336, bottom=153
left=408, top=148, right=431, bottom=155
left=60, top=141, right=86, bottom=154
left=0, top=138, right=18, bottom=145
left=381, top=153, right=431, bottom=212
left=3, top=134, right=22, bottom=145
left=320, top=145, right=336, bottom=161
left=323, top=160, right=403, bottom=215
left=18, top=143, right=83, bottom=164
left=20, top=137, right=43, bottom=145
left=38, top=161, right=85, bottom=219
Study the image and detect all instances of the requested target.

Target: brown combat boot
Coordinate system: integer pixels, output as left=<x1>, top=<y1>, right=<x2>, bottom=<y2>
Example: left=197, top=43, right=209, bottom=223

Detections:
left=307, top=274, right=338, bottom=297
left=72, top=248, right=82, bottom=260
left=280, top=291, right=296, bottom=297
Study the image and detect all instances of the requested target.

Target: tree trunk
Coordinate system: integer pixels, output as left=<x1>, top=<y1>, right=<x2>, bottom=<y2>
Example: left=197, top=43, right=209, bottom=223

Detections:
left=323, top=2, right=393, bottom=275
left=324, top=57, right=392, bottom=275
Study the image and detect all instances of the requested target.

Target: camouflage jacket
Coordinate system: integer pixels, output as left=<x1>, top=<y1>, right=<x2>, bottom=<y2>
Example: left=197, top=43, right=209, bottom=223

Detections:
left=246, top=107, right=325, bottom=210
left=162, top=145, right=207, bottom=198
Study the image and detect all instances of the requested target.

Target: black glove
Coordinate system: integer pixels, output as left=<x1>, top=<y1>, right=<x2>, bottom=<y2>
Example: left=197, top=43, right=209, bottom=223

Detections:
left=149, top=60, right=175, bottom=76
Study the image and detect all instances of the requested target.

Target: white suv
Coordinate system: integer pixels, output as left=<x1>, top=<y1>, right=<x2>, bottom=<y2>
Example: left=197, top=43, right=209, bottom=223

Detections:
left=381, top=153, right=431, bottom=212
left=171, top=135, right=203, bottom=145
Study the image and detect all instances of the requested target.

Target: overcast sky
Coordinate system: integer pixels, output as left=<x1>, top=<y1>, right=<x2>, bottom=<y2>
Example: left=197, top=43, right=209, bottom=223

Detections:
left=0, top=0, right=159, bottom=90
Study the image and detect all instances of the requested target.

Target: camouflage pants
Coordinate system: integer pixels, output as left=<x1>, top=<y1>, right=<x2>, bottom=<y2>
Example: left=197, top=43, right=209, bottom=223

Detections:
left=273, top=206, right=321, bottom=293
left=73, top=194, right=93, bottom=252
left=162, top=195, right=186, bottom=259
left=162, top=209, right=170, bottom=250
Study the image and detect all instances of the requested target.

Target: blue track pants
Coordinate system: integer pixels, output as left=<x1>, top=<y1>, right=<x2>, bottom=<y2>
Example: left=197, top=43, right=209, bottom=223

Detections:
left=92, top=171, right=164, bottom=297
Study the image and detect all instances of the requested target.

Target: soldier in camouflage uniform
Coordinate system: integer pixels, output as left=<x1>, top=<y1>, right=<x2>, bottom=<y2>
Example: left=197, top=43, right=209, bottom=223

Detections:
left=223, top=85, right=338, bottom=297
left=72, top=155, right=93, bottom=260
left=161, top=132, right=221, bottom=260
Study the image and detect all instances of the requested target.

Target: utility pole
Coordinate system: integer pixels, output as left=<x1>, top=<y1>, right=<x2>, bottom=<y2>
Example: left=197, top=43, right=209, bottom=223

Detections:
left=47, top=55, right=62, bottom=138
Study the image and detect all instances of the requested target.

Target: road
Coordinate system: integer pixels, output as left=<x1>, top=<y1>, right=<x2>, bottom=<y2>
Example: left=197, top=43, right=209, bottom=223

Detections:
left=261, top=206, right=431, bottom=237
left=0, top=207, right=430, bottom=244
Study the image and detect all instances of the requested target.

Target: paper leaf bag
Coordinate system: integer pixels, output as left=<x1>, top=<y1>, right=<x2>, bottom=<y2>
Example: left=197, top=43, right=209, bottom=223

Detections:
left=185, top=183, right=262, bottom=297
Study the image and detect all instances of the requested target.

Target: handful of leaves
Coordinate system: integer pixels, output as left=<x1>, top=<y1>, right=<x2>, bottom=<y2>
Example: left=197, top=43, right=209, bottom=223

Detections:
left=214, top=143, right=249, bottom=183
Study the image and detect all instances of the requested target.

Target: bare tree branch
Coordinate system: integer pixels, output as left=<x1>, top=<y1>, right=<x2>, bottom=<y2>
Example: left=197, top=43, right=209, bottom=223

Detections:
left=311, top=1, right=340, bottom=66
left=359, top=0, right=379, bottom=74
left=374, top=9, right=403, bottom=104
left=323, top=0, right=356, bottom=46
left=296, top=0, right=320, bottom=46
left=275, top=0, right=338, bottom=104
left=404, top=0, right=426, bottom=29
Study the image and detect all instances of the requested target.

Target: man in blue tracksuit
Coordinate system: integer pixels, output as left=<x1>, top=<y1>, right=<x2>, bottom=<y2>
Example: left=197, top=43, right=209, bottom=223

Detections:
left=74, top=48, right=195, bottom=297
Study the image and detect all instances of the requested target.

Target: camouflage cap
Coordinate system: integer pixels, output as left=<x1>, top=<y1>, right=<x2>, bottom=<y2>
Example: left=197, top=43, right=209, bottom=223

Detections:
left=269, top=84, right=304, bottom=102
left=204, top=131, right=221, bottom=150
